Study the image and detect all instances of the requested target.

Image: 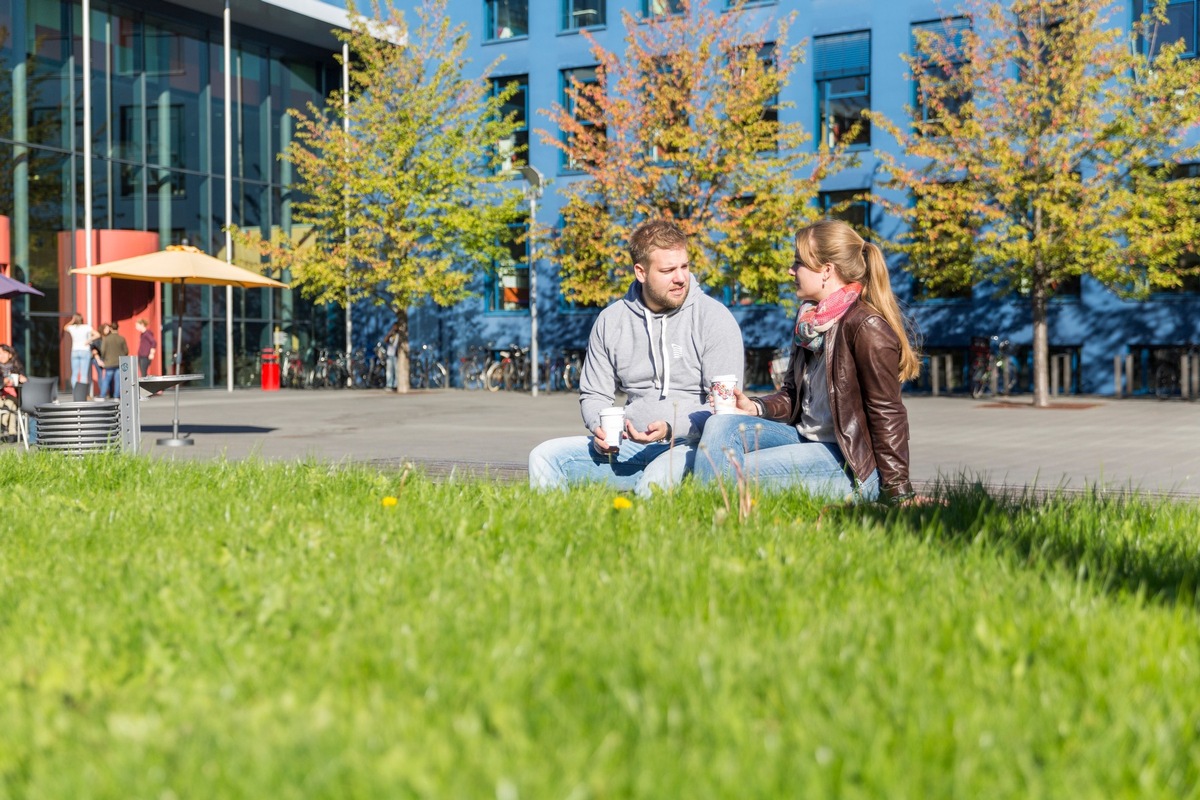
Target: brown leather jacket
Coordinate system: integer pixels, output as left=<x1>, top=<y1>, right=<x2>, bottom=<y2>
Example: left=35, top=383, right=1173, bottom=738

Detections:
left=756, top=301, right=913, bottom=500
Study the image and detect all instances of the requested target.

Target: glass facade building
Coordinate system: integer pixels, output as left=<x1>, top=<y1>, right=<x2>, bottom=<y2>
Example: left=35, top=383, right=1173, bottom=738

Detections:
left=0, top=0, right=347, bottom=386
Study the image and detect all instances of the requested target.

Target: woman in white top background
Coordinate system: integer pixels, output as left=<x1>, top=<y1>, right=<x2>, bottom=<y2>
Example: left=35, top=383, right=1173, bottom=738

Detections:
left=64, top=313, right=99, bottom=391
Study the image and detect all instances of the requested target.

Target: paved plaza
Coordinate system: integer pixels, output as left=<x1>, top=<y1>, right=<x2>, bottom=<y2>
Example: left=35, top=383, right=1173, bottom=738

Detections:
left=127, top=387, right=1200, bottom=498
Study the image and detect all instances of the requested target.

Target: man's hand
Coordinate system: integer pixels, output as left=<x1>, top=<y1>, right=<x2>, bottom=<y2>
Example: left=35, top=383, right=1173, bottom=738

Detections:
left=591, top=425, right=621, bottom=455
left=624, top=420, right=672, bottom=444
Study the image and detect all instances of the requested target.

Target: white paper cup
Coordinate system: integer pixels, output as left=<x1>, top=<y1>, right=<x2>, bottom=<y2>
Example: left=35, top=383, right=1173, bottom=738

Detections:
left=597, top=407, right=625, bottom=447
left=711, top=375, right=740, bottom=415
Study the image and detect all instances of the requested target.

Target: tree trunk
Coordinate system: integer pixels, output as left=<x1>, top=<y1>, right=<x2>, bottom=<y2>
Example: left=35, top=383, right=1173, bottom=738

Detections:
left=1031, top=260, right=1050, bottom=408
left=395, top=308, right=411, bottom=395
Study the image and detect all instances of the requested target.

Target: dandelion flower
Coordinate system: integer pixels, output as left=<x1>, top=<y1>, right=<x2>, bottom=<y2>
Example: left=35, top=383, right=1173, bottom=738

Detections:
left=382, top=496, right=399, bottom=508
left=612, top=496, right=633, bottom=510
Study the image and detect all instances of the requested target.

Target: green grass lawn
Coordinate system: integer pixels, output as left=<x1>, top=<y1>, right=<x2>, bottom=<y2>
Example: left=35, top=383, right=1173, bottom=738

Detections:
left=1, top=453, right=1199, bottom=798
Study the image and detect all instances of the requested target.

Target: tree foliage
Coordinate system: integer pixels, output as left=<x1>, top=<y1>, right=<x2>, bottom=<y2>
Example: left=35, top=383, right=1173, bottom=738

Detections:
left=239, top=0, right=524, bottom=389
left=871, top=0, right=1200, bottom=406
left=541, top=0, right=854, bottom=306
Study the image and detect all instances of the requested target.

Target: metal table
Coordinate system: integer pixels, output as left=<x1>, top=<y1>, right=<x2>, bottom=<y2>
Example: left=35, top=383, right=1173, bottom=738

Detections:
left=138, top=374, right=204, bottom=447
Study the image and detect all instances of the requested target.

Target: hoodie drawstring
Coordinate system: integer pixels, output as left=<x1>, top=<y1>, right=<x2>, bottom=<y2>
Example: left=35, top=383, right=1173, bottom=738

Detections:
left=642, top=312, right=672, bottom=400
left=660, top=314, right=670, bottom=398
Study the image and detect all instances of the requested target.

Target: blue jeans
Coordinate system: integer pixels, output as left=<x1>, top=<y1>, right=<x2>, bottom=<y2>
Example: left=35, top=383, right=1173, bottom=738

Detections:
left=386, top=355, right=398, bottom=389
left=528, top=435, right=696, bottom=498
left=100, top=367, right=121, bottom=399
left=71, top=350, right=92, bottom=386
left=693, top=413, right=879, bottom=501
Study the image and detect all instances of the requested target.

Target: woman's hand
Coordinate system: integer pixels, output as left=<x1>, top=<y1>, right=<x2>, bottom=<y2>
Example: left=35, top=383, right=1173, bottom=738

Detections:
left=708, top=387, right=759, bottom=415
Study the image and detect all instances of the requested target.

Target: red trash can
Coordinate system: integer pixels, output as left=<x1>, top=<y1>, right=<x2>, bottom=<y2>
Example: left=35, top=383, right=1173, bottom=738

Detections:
left=261, top=347, right=280, bottom=391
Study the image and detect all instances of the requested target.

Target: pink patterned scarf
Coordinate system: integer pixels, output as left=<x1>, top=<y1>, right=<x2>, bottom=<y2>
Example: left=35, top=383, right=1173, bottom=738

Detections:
left=794, top=282, right=863, bottom=352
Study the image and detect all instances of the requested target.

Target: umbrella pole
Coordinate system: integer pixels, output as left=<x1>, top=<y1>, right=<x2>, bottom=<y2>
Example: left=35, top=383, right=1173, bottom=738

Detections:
left=157, top=280, right=193, bottom=447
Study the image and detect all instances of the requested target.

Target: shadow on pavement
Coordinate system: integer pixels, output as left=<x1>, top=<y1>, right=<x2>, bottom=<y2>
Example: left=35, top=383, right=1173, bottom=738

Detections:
left=141, top=424, right=276, bottom=435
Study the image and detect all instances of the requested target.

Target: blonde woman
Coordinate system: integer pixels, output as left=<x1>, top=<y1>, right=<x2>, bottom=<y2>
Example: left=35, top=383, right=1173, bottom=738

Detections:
left=695, top=219, right=920, bottom=503
left=64, top=313, right=99, bottom=389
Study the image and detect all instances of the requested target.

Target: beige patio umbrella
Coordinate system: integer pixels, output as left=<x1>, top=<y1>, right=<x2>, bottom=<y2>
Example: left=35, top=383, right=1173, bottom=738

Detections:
left=72, top=244, right=290, bottom=447
left=71, top=244, right=288, bottom=376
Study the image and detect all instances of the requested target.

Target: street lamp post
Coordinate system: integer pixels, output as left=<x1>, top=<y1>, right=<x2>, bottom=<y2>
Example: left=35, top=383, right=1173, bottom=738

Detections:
left=519, top=165, right=544, bottom=397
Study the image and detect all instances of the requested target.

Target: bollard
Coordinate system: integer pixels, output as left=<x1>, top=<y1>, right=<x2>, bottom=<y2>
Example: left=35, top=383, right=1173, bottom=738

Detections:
left=1050, top=354, right=1071, bottom=396
left=1179, top=352, right=1199, bottom=401
left=261, top=348, right=280, bottom=391
left=118, top=355, right=139, bottom=453
left=1115, top=353, right=1138, bottom=397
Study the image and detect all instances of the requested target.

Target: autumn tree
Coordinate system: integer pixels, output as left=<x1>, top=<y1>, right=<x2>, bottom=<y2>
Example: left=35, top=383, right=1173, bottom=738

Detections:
left=541, top=0, right=855, bottom=306
left=871, top=0, right=1200, bottom=406
left=241, top=0, right=524, bottom=391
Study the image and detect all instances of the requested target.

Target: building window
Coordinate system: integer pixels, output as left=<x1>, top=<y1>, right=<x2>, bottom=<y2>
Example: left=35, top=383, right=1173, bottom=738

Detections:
left=120, top=105, right=187, bottom=197
left=563, top=0, right=605, bottom=31
left=643, top=0, right=683, bottom=16
left=486, top=0, right=528, bottom=40
left=819, top=189, right=870, bottom=231
left=491, top=74, right=528, bottom=173
left=911, top=17, right=971, bottom=132
left=814, top=31, right=871, bottom=149
left=561, top=66, right=603, bottom=171
left=1135, top=0, right=1197, bottom=59
left=488, top=222, right=529, bottom=312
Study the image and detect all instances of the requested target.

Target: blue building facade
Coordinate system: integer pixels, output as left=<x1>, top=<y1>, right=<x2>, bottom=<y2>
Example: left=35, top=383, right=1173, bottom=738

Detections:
left=5, top=0, right=1195, bottom=394
left=399, top=0, right=1200, bottom=396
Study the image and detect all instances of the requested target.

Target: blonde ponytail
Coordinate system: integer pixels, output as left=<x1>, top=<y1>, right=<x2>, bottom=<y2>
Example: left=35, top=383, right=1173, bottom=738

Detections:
left=861, top=242, right=921, bottom=382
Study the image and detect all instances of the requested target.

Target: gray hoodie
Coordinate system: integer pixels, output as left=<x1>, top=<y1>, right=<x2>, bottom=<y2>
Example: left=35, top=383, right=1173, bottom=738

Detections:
left=579, top=275, right=744, bottom=440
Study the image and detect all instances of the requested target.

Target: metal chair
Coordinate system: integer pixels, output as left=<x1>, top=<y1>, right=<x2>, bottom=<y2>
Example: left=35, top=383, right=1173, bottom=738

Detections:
left=17, top=376, right=58, bottom=450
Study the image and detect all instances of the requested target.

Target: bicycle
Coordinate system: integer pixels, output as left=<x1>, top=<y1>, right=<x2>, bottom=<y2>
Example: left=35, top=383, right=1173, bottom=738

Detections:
left=362, top=343, right=387, bottom=389
left=349, top=345, right=386, bottom=389
left=281, top=349, right=307, bottom=389
left=308, top=348, right=347, bottom=389
left=561, top=349, right=584, bottom=391
left=969, top=335, right=1018, bottom=399
left=458, top=344, right=491, bottom=390
left=539, top=349, right=576, bottom=393
left=485, top=343, right=530, bottom=392
left=409, top=344, right=449, bottom=390
left=768, top=347, right=790, bottom=390
left=1154, top=344, right=1200, bottom=400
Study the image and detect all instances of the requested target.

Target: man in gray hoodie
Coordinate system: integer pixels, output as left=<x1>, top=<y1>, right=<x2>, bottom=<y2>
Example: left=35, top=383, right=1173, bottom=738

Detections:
left=528, top=219, right=744, bottom=497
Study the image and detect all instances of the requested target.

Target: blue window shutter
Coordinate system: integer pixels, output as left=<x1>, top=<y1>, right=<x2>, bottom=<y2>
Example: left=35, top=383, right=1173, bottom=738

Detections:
left=813, top=31, right=871, bottom=80
left=912, top=16, right=971, bottom=53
